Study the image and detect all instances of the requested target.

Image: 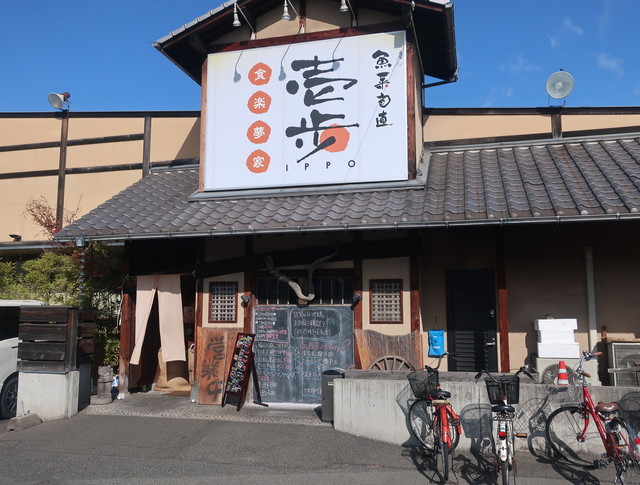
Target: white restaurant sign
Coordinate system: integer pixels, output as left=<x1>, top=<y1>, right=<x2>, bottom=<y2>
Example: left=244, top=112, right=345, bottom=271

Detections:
left=204, top=31, right=408, bottom=191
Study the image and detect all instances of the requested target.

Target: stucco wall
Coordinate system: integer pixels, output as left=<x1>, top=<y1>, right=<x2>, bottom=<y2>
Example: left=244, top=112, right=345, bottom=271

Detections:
left=424, top=110, right=640, bottom=143
left=418, top=223, right=639, bottom=373
left=424, top=114, right=552, bottom=142
left=362, top=256, right=412, bottom=335
left=505, top=223, right=640, bottom=360
left=0, top=114, right=199, bottom=242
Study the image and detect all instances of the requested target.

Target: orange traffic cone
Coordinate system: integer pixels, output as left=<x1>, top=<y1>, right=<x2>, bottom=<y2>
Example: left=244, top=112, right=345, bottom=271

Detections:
left=557, top=360, right=569, bottom=385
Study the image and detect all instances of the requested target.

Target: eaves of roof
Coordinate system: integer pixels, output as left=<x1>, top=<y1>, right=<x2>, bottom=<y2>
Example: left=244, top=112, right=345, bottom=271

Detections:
left=54, top=132, right=640, bottom=243
left=153, top=0, right=457, bottom=84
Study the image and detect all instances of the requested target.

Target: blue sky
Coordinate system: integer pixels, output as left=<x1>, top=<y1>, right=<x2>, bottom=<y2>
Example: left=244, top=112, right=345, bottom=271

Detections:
left=1, top=1, right=638, bottom=112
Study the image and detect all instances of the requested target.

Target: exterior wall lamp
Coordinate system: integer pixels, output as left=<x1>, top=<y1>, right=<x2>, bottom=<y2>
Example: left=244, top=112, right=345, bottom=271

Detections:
left=281, top=0, right=305, bottom=33
left=232, top=2, right=256, bottom=39
left=339, top=0, right=357, bottom=27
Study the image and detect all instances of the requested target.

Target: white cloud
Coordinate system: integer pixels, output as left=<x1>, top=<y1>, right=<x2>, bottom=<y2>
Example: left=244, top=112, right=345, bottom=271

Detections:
left=482, top=88, right=514, bottom=108
left=500, top=54, right=540, bottom=76
left=548, top=35, right=559, bottom=49
left=562, top=18, right=584, bottom=36
left=597, top=53, right=624, bottom=77
left=598, top=0, right=615, bottom=36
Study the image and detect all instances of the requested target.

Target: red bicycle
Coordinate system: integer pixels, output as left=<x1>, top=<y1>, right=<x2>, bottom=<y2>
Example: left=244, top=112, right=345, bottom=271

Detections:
left=407, top=352, right=462, bottom=481
left=545, top=350, right=640, bottom=483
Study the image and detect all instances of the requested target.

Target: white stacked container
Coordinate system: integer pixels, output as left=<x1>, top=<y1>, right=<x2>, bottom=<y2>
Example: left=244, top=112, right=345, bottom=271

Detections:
left=534, top=318, right=580, bottom=358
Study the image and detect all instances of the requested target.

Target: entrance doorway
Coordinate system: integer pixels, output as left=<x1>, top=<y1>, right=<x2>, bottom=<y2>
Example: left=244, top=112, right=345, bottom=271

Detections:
left=446, top=269, right=498, bottom=372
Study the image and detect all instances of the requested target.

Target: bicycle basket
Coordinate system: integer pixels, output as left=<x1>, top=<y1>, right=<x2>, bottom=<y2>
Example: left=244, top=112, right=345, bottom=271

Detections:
left=484, top=375, right=520, bottom=405
left=407, top=367, right=439, bottom=398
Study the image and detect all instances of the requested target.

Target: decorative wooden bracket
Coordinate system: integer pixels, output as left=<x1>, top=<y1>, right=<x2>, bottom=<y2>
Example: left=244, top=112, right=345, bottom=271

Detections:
left=265, top=244, right=338, bottom=304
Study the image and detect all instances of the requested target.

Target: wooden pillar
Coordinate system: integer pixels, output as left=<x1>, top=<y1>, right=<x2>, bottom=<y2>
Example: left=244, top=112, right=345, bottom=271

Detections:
left=198, top=57, right=208, bottom=191
left=243, top=236, right=254, bottom=333
left=64, top=308, right=79, bottom=373
left=243, top=271, right=253, bottom=333
left=353, top=234, right=363, bottom=369
left=194, top=278, right=204, bottom=379
left=496, top=230, right=510, bottom=372
left=142, top=116, right=151, bottom=177
left=409, top=234, right=422, bottom=366
left=55, top=111, right=69, bottom=231
left=551, top=110, right=563, bottom=139
left=405, top=42, right=417, bottom=180
left=118, top=282, right=134, bottom=396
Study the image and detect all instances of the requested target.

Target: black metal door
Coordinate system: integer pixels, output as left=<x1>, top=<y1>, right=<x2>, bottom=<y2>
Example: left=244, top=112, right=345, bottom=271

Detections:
left=446, top=269, right=498, bottom=372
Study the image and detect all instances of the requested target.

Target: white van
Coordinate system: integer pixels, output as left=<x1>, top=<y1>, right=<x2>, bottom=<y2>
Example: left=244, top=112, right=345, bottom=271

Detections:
left=0, top=300, right=43, bottom=418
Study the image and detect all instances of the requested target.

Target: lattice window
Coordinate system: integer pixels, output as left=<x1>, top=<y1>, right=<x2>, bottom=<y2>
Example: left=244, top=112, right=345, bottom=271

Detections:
left=209, top=282, right=238, bottom=323
left=370, top=279, right=403, bottom=323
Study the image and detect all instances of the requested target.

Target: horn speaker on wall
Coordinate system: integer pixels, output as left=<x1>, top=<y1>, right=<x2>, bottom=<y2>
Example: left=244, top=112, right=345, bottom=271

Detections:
left=545, top=71, right=575, bottom=99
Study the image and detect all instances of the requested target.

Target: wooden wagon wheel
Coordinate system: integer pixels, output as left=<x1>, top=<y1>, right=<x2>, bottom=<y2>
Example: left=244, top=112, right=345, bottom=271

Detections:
left=368, top=355, right=415, bottom=371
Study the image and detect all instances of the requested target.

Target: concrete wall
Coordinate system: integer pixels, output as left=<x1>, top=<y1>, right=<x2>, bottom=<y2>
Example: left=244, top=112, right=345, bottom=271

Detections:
left=17, top=371, right=79, bottom=421
left=333, top=373, right=640, bottom=457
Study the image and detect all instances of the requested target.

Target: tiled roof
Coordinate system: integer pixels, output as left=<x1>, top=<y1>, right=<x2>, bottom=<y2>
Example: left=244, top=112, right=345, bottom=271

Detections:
left=426, top=134, right=640, bottom=221
left=55, top=132, right=640, bottom=242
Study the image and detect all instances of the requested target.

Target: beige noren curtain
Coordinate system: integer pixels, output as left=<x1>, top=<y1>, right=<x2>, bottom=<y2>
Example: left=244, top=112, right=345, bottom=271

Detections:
left=130, top=275, right=186, bottom=365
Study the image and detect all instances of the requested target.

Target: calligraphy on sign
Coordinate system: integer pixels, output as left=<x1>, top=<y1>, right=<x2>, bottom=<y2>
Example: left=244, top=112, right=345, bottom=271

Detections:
left=204, top=31, right=408, bottom=191
left=224, top=333, right=255, bottom=395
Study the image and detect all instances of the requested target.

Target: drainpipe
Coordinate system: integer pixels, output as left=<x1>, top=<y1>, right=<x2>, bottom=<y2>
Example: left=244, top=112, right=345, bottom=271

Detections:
left=584, top=246, right=598, bottom=351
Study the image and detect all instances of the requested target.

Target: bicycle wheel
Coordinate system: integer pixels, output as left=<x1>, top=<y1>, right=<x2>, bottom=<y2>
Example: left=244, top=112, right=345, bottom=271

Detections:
left=500, top=457, right=509, bottom=485
left=545, top=405, right=601, bottom=467
left=409, top=399, right=435, bottom=451
left=438, top=434, right=450, bottom=481
left=445, top=408, right=461, bottom=450
left=611, top=418, right=640, bottom=483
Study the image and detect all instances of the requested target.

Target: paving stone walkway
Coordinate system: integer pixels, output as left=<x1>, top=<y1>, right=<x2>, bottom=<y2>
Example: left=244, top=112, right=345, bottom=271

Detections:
left=81, top=390, right=326, bottom=426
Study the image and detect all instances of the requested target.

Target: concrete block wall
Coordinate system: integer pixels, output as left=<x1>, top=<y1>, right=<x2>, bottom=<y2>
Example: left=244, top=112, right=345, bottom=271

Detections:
left=333, top=375, right=640, bottom=457
left=17, top=371, right=80, bottom=421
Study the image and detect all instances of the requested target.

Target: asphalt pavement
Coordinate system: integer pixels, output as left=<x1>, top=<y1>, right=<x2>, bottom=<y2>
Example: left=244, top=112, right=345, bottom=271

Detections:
left=0, top=391, right=629, bottom=484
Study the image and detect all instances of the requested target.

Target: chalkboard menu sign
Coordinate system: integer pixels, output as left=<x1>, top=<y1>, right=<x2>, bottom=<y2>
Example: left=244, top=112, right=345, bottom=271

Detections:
left=253, top=305, right=354, bottom=404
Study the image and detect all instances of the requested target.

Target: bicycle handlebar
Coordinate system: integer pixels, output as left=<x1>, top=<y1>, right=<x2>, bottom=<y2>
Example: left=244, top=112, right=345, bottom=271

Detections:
left=427, top=351, right=456, bottom=371
left=574, top=350, right=603, bottom=377
left=474, top=365, right=537, bottom=383
left=583, top=350, right=603, bottom=361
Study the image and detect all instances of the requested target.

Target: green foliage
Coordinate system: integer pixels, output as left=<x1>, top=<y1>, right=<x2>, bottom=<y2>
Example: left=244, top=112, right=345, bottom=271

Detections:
left=95, top=322, right=121, bottom=367
left=0, top=261, right=23, bottom=299
left=21, top=252, right=79, bottom=305
left=7, top=198, right=125, bottom=367
left=0, top=244, right=124, bottom=366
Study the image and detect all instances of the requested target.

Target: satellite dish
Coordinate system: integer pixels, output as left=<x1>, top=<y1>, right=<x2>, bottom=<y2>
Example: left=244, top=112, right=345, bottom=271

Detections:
left=545, top=71, right=574, bottom=99
left=48, top=92, right=71, bottom=110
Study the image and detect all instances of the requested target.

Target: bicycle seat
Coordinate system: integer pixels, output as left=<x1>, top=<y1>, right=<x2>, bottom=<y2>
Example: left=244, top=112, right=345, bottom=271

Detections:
left=491, top=404, right=515, bottom=413
left=596, top=401, right=620, bottom=413
left=429, top=389, right=451, bottom=399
